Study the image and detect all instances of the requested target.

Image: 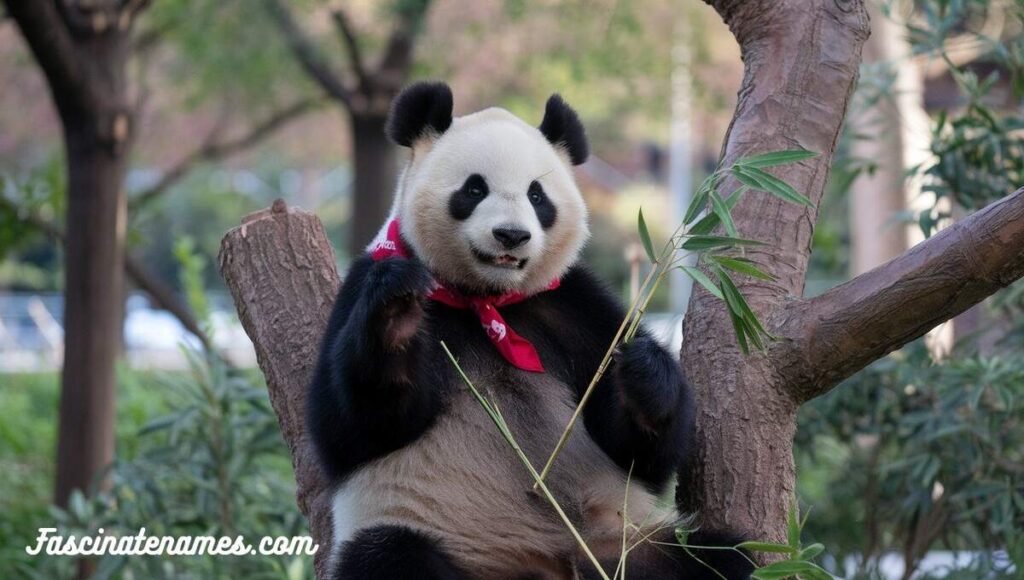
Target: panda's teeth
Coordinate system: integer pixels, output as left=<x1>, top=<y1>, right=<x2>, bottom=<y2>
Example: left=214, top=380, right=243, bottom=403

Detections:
left=472, top=247, right=525, bottom=269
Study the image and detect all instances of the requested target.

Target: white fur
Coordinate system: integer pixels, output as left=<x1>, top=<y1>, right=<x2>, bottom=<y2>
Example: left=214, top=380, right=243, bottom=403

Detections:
left=370, top=107, right=589, bottom=294
left=330, top=483, right=361, bottom=551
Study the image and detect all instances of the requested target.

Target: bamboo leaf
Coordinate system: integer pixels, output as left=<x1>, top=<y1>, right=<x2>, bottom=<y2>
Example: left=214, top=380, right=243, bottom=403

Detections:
left=679, top=266, right=723, bottom=300
left=681, top=235, right=764, bottom=251
left=675, top=528, right=690, bottom=546
left=713, top=266, right=769, bottom=352
left=709, top=190, right=738, bottom=237
left=737, top=149, right=817, bottom=168
left=716, top=267, right=767, bottom=337
left=713, top=256, right=774, bottom=280
left=683, top=189, right=709, bottom=225
left=799, top=543, right=825, bottom=560
left=788, top=503, right=801, bottom=550
left=732, top=165, right=814, bottom=207
left=637, top=208, right=656, bottom=263
left=724, top=291, right=751, bottom=355
left=688, top=187, right=747, bottom=235
left=736, top=541, right=797, bottom=554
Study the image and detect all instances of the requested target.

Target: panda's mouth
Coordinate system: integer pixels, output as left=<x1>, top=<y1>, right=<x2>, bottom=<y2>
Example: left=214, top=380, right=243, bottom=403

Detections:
left=472, top=248, right=528, bottom=270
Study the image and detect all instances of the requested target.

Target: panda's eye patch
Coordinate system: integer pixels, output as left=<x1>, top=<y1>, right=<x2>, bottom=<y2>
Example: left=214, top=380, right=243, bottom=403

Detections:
left=528, top=181, right=557, bottom=229
left=449, top=174, right=489, bottom=221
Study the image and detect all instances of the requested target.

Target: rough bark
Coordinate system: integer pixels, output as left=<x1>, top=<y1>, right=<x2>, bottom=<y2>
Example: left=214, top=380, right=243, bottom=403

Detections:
left=218, top=202, right=339, bottom=578
left=5, top=0, right=144, bottom=508
left=778, top=187, right=1024, bottom=401
left=684, top=0, right=1024, bottom=554
left=679, top=0, right=871, bottom=545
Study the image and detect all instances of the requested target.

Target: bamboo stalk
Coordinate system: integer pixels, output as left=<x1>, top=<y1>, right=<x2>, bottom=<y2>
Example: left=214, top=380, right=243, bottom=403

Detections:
left=441, top=342, right=611, bottom=580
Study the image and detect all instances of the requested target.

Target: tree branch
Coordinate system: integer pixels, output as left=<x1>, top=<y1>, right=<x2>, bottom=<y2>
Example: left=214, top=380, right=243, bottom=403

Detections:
left=329, top=7, right=370, bottom=91
left=375, top=0, right=432, bottom=87
left=261, top=0, right=352, bottom=105
left=0, top=197, right=217, bottom=355
left=218, top=202, right=338, bottom=578
left=129, top=98, right=322, bottom=210
left=777, top=187, right=1024, bottom=402
left=131, top=13, right=179, bottom=55
left=2, top=0, right=89, bottom=116
left=123, top=253, right=215, bottom=353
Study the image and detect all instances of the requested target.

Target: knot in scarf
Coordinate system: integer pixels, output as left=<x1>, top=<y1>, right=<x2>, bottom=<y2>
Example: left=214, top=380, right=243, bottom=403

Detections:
left=370, top=219, right=558, bottom=373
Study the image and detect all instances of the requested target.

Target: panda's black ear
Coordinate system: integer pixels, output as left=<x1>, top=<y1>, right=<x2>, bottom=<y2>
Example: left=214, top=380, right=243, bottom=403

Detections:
left=539, top=94, right=589, bottom=165
left=385, top=82, right=454, bottom=147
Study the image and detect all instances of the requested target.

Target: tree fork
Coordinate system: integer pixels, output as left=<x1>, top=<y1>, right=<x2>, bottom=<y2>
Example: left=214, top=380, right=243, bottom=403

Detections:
left=777, top=187, right=1024, bottom=402
left=679, top=0, right=871, bottom=548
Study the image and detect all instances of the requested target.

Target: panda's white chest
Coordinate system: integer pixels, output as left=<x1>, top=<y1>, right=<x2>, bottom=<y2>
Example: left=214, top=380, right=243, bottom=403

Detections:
left=330, top=371, right=671, bottom=578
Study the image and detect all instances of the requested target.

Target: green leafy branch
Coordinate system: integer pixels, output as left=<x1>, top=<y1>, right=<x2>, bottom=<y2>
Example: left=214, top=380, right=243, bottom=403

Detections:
left=533, top=149, right=816, bottom=489
left=655, top=503, right=832, bottom=580
left=444, top=341, right=834, bottom=580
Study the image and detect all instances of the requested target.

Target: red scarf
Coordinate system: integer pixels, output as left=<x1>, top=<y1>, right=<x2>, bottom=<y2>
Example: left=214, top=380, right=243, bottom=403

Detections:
left=370, top=219, right=558, bottom=373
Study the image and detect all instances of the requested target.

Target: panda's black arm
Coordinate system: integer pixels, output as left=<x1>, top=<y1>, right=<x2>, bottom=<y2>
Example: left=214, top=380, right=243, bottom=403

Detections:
left=307, top=255, right=448, bottom=481
left=551, top=266, right=694, bottom=491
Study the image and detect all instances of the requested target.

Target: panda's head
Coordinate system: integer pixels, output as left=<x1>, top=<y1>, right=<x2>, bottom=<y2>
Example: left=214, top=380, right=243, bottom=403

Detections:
left=382, top=82, right=590, bottom=295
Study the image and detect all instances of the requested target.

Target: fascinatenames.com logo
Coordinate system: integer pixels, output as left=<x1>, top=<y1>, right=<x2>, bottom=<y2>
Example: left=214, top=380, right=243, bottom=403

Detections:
left=26, top=528, right=318, bottom=557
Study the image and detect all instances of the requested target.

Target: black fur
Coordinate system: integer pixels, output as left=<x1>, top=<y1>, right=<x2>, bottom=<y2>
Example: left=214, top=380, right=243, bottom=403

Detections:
left=448, top=174, right=489, bottom=221
left=578, top=529, right=754, bottom=580
left=310, top=255, right=739, bottom=576
left=386, top=82, right=454, bottom=147
left=538, top=94, right=589, bottom=165
left=528, top=180, right=557, bottom=228
left=333, top=525, right=469, bottom=580
left=310, top=259, right=691, bottom=489
left=308, top=256, right=452, bottom=481
left=546, top=267, right=692, bottom=490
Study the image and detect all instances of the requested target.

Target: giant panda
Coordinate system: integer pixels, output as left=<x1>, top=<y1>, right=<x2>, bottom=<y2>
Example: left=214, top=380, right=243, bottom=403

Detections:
left=309, top=81, right=753, bottom=580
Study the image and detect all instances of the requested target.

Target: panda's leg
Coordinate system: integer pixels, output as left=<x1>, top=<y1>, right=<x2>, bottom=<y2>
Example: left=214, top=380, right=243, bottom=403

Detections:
left=578, top=528, right=754, bottom=580
left=330, top=525, right=470, bottom=580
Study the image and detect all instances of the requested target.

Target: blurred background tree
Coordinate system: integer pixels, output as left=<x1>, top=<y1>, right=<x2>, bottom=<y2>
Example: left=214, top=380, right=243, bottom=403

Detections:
left=0, top=0, right=1022, bottom=578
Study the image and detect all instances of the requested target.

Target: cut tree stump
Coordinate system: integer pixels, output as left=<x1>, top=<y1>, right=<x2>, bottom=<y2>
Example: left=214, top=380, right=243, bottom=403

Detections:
left=218, top=200, right=338, bottom=577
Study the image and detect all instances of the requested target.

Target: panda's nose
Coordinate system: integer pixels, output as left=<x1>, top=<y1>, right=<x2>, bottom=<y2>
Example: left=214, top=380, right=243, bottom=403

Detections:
left=492, top=227, right=532, bottom=250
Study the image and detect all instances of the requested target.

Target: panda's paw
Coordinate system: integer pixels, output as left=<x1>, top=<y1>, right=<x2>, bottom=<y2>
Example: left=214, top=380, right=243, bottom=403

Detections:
left=614, top=335, right=681, bottom=430
left=364, top=258, right=434, bottom=349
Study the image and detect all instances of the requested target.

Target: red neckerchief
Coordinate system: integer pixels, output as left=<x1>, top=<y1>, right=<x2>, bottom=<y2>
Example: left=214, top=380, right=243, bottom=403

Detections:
left=370, top=219, right=559, bottom=373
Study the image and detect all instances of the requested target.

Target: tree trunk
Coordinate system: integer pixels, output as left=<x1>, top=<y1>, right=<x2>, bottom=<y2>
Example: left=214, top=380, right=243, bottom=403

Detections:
left=349, top=113, right=398, bottom=254
left=54, top=107, right=133, bottom=508
left=219, top=202, right=339, bottom=578
left=679, top=0, right=871, bottom=546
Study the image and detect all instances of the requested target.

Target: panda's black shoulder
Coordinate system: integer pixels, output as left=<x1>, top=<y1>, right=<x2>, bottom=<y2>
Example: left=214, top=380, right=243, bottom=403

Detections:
left=552, top=265, right=621, bottom=309
left=544, top=264, right=624, bottom=335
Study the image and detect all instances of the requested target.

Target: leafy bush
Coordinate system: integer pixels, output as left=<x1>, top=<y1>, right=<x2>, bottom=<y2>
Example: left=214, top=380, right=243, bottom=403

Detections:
left=797, top=342, right=1024, bottom=578
left=1, top=352, right=310, bottom=580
